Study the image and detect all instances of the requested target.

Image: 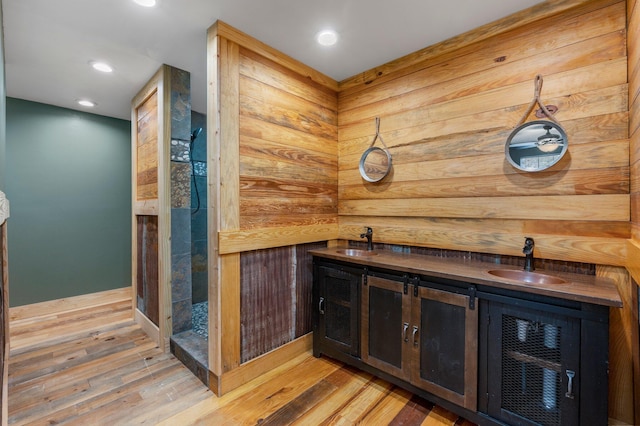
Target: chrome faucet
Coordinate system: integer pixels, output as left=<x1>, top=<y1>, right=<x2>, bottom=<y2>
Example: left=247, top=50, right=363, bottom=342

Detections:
left=523, top=237, right=535, bottom=272
left=360, top=227, right=373, bottom=251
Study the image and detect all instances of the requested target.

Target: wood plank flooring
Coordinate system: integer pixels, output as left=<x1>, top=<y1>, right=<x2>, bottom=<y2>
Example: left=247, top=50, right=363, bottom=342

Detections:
left=8, top=297, right=476, bottom=425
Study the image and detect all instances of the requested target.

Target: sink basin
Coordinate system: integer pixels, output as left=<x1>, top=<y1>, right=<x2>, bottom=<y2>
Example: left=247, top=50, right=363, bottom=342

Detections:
left=336, top=249, right=378, bottom=257
left=488, top=269, right=567, bottom=285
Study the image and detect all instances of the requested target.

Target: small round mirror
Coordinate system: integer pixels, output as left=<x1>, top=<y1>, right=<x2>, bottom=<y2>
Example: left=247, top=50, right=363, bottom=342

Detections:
left=359, top=146, right=392, bottom=182
left=505, top=120, right=568, bottom=172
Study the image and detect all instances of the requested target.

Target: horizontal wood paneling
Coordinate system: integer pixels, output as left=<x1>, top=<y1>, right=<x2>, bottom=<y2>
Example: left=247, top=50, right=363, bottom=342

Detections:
left=237, top=45, right=338, bottom=235
left=340, top=194, right=629, bottom=221
left=339, top=217, right=626, bottom=266
left=135, top=92, right=158, bottom=201
left=337, top=0, right=629, bottom=266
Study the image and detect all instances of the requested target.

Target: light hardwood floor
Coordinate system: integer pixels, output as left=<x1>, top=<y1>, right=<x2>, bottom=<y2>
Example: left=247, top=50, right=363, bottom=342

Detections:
left=8, top=296, right=475, bottom=425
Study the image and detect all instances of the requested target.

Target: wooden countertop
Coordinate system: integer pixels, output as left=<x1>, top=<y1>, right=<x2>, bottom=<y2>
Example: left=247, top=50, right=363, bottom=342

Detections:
left=310, top=247, right=623, bottom=308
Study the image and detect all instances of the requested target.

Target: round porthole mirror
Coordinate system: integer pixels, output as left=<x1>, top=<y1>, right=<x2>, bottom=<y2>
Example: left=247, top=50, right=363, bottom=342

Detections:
left=359, top=146, right=392, bottom=182
left=505, top=120, right=568, bottom=172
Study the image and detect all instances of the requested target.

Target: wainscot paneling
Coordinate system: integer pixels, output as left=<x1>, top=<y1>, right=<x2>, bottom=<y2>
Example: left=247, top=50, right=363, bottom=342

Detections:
left=239, top=242, right=324, bottom=364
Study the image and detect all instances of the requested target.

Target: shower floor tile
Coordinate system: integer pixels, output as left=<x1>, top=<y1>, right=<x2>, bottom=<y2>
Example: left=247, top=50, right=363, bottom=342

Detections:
left=193, top=301, right=208, bottom=338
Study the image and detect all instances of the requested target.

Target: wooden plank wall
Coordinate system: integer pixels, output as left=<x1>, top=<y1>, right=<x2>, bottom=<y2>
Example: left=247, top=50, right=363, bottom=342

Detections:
left=207, top=22, right=339, bottom=392
left=338, top=1, right=637, bottom=422
left=627, top=0, right=640, bottom=424
left=629, top=0, right=640, bottom=272
left=136, top=93, right=159, bottom=201
left=338, top=0, right=629, bottom=267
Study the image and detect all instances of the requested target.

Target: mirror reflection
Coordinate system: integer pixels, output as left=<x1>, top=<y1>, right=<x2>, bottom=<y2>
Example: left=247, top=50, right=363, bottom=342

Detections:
left=505, top=120, right=568, bottom=172
left=359, top=146, right=392, bottom=182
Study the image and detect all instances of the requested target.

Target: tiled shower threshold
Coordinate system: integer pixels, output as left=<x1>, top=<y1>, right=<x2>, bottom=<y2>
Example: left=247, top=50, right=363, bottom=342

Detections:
left=170, top=301, right=209, bottom=386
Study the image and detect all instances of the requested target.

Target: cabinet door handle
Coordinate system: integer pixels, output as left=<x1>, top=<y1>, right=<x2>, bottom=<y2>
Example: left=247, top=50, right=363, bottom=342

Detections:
left=412, top=326, right=419, bottom=347
left=565, top=370, right=575, bottom=399
left=319, top=297, right=325, bottom=315
left=403, top=322, right=409, bottom=342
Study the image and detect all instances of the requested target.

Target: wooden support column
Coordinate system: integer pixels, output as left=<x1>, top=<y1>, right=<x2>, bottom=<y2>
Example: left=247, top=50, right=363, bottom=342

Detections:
left=207, top=25, right=242, bottom=386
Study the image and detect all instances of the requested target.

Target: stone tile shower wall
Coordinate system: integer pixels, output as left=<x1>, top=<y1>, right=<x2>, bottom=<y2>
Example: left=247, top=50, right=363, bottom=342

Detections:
left=169, top=69, right=193, bottom=334
left=191, top=110, right=208, bottom=304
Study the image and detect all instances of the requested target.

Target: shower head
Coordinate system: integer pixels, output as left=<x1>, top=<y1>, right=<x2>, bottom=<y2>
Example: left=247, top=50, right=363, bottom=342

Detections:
left=191, top=127, right=203, bottom=142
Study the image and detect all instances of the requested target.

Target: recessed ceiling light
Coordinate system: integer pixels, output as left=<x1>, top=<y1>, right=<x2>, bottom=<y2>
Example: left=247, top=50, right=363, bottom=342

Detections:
left=316, top=30, right=338, bottom=46
left=77, top=99, right=96, bottom=107
left=91, top=61, right=113, bottom=73
left=133, top=0, right=157, bottom=6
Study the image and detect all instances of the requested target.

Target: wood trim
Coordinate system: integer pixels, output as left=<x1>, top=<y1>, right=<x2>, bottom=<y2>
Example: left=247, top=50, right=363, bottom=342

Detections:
left=220, top=253, right=241, bottom=373
left=207, top=23, right=222, bottom=375
left=210, top=21, right=338, bottom=92
left=158, top=65, right=172, bottom=353
left=209, top=333, right=313, bottom=396
left=627, top=239, right=640, bottom=284
left=219, top=224, right=339, bottom=254
left=219, top=38, right=240, bottom=233
left=596, top=265, right=634, bottom=424
left=9, top=287, right=131, bottom=322
left=134, top=199, right=159, bottom=216
left=134, top=307, right=160, bottom=346
left=207, top=30, right=243, bottom=375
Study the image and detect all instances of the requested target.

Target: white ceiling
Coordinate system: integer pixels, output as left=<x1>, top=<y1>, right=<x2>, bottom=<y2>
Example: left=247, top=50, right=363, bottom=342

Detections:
left=3, top=0, right=543, bottom=121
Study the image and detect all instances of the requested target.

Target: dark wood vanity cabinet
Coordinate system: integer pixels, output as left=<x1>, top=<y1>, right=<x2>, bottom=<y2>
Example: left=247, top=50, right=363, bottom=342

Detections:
left=478, top=294, right=608, bottom=426
left=312, top=256, right=611, bottom=426
left=313, top=261, right=361, bottom=358
left=361, top=270, right=478, bottom=411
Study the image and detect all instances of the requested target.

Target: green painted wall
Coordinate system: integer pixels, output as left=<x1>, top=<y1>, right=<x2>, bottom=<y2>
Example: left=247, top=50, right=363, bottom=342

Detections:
left=6, top=98, right=131, bottom=306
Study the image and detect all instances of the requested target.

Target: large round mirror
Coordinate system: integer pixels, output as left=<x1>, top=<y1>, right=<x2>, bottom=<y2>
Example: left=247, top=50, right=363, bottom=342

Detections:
left=505, top=120, right=568, bottom=172
left=359, top=146, right=392, bottom=182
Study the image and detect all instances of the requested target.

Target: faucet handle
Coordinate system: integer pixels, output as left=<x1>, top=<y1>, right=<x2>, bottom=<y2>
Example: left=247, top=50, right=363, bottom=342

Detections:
left=523, top=237, right=534, bottom=253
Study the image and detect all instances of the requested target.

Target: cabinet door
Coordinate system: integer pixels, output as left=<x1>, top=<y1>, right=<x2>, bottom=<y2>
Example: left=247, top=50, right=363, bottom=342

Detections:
left=361, top=275, right=411, bottom=381
left=316, top=265, right=360, bottom=356
left=486, top=302, right=579, bottom=426
left=411, top=286, right=478, bottom=411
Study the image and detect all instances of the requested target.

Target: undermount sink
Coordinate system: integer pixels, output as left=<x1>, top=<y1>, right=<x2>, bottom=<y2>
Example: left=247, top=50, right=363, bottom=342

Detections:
left=336, top=249, right=378, bottom=257
left=488, top=269, right=567, bottom=285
